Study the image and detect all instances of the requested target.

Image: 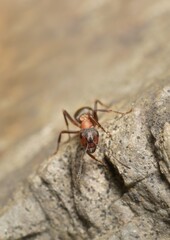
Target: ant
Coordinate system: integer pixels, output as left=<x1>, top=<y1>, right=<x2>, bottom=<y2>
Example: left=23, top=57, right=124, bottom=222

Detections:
left=54, top=100, right=132, bottom=167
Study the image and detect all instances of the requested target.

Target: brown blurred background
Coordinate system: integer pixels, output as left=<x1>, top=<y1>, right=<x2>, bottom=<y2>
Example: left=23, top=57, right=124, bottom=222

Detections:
left=0, top=0, right=170, bottom=207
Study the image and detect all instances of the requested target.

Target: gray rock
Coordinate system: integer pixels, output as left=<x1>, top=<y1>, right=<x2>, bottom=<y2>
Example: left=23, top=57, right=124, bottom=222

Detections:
left=150, top=86, right=170, bottom=183
left=0, top=186, right=49, bottom=239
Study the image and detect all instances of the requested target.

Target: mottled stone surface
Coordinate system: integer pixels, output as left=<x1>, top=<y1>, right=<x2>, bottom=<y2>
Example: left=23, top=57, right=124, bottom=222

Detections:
left=150, top=87, right=170, bottom=183
left=0, top=187, right=49, bottom=239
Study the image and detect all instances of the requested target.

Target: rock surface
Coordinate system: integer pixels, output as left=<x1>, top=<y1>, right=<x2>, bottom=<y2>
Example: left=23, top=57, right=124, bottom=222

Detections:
left=0, top=82, right=169, bottom=239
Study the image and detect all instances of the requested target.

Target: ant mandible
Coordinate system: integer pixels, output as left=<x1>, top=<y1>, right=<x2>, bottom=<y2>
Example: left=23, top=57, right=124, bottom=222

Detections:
left=54, top=100, right=132, bottom=167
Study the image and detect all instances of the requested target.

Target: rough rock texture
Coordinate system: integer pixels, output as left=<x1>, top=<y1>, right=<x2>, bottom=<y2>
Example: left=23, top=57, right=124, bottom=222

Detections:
left=0, top=82, right=169, bottom=240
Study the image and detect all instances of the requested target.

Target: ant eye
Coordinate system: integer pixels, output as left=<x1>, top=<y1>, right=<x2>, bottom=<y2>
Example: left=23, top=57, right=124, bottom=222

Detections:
left=95, top=131, right=99, bottom=137
left=93, top=130, right=99, bottom=137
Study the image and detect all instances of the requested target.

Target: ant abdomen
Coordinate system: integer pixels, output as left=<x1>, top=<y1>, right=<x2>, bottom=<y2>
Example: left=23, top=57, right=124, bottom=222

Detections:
left=74, top=107, right=94, bottom=123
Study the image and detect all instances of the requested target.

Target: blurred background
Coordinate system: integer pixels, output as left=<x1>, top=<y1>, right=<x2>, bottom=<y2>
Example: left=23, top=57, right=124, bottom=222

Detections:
left=0, top=0, right=170, bottom=207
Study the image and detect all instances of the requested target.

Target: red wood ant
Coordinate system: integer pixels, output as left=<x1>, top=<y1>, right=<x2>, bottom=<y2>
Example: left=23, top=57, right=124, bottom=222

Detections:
left=55, top=100, right=132, bottom=167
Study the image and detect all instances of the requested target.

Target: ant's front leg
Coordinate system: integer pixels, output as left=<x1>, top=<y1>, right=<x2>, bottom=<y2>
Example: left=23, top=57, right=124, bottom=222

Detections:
left=87, top=152, right=108, bottom=169
left=54, top=130, right=80, bottom=154
left=63, top=110, right=80, bottom=140
left=89, top=115, right=108, bottom=134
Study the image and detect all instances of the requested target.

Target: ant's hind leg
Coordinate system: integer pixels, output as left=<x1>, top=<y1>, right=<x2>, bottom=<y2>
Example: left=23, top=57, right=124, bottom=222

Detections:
left=94, top=99, right=110, bottom=110
left=96, top=108, right=132, bottom=115
left=93, top=100, right=110, bottom=121
left=94, top=100, right=132, bottom=116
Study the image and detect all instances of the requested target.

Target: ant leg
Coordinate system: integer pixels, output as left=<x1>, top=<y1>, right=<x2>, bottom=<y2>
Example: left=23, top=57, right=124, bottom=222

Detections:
left=87, top=152, right=108, bottom=169
left=63, top=110, right=80, bottom=128
left=96, top=108, right=132, bottom=115
left=89, top=115, right=109, bottom=135
left=54, top=130, right=79, bottom=154
left=94, top=99, right=110, bottom=111
left=93, top=99, right=110, bottom=121
left=93, top=99, right=132, bottom=118
left=93, top=99, right=117, bottom=121
left=63, top=110, right=80, bottom=140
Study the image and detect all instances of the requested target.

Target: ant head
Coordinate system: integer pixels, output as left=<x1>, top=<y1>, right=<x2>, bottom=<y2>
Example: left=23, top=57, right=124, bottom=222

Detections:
left=80, top=128, right=99, bottom=153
